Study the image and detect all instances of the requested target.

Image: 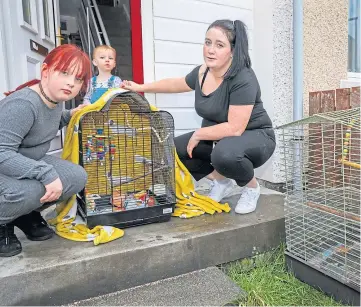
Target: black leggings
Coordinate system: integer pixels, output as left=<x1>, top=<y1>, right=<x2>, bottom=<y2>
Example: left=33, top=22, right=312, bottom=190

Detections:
left=175, top=128, right=276, bottom=187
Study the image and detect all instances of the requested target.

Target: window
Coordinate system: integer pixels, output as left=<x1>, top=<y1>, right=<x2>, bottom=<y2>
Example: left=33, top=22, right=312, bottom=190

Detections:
left=22, top=0, right=31, bottom=25
left=348, top=0, right=360, bottom=73
left=42, top=0, right=50, bottom=37
left=19, top=0, right=38, bottom=33
left=39, top=0, right=55, bottom=44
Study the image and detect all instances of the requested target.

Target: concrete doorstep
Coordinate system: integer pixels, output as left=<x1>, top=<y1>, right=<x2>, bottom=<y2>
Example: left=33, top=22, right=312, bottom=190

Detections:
left=0, top=185, right=285, bottom=306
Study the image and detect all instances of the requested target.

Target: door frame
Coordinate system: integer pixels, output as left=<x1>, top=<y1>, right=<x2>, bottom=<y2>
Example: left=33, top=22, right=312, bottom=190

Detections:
left=0, top=3, right=9, bottom=98
left=130, top=0, right=144, bottom=84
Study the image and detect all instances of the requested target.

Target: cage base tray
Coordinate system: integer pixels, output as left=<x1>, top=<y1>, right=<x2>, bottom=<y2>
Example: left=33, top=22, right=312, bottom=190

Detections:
left=285, top=251, right=360, bottom=306
left=78, top=195, right=174, bottom=229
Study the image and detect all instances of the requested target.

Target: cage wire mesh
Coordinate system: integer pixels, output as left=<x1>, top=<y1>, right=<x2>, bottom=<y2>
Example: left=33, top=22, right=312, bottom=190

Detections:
left=277, top=107, right=360, bottom=290
left=78, top=92, right=175, bottom=216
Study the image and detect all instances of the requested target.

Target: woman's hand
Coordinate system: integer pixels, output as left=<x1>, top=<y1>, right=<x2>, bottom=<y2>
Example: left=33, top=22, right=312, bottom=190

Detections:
left=70, top=104, right=88, bottom=116
left=121, top=80, right=143, bottom=92
left=40, top=178, right=63, bottom=203
left=187, top=132, right=201, bottom=158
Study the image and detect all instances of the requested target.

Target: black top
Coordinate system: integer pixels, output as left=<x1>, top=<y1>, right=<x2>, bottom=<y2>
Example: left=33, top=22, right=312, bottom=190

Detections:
left=185, top=65, right=273, bottom=130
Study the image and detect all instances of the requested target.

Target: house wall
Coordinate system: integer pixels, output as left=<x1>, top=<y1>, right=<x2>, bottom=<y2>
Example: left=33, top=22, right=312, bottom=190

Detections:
left=253, top=0, right=293, bottom=183
left=254, top=0, right=350, bottom=184
left=0, top=0, right=62, bottom=152
left=303, top=0, right=349, bottom=116
left=141, top=0, right=254, bottom=137
left=1, top=0, right=57, bottom=92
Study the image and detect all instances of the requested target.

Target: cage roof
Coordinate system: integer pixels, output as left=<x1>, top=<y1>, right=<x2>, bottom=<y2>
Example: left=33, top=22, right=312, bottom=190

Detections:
left=276, top=107, right=360, bottom=130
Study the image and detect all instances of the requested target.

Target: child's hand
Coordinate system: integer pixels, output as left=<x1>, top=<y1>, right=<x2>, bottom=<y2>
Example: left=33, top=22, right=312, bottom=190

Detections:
left=121, top=80, right=143, bottom=92
left=70, top=103, right=88, bottom=116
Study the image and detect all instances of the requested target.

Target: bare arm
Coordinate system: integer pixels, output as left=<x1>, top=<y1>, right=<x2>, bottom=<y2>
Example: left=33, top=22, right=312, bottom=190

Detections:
left=194, top=73, right=257, bottom=140
left=122, top=77, right=193, bottom=93
left=193, top=105, right=253, bottom=140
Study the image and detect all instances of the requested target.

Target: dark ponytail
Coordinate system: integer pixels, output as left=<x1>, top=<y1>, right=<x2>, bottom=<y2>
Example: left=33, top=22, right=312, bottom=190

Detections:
left=207, top=19, right=251, bottom=79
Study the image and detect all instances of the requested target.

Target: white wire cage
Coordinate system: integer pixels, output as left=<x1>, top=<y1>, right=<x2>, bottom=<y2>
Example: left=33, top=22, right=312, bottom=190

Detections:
left=277, top=107, right=360, bottom=291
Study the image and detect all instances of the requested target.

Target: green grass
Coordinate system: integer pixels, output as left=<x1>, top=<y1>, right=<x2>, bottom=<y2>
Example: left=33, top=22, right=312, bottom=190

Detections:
left=225, top=245, right=345, bottom=306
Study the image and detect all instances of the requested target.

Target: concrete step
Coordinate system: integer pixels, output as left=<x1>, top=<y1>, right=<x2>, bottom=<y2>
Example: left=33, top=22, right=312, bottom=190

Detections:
left=0, top=192, right=284, bottom=306
left=98, top=7, right=130, bottom=29
left=110, top=37, right=131, bottom=47
left=98, top=5, right=129, bottom=22
left=71, top=267, right=246, bottom=306
left=111, top=43, right=131, bottom=56
left=105, top=28, right=131, bottom=38
left=116, top=55, right=132, bottom=65
left=117, top=65, right=133, bottom=80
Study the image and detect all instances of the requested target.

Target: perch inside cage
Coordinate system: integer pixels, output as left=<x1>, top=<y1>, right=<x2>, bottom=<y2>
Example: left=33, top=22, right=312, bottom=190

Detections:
left=277, top=107, right=360, bottom=295
left=78, top=92, right=176, bottom=227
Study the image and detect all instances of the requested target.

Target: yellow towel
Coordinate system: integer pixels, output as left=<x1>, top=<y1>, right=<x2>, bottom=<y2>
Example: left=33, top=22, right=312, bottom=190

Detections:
left=49, top=88, right=230, bottom=243
left=172, top=144, right=231, bottom=218
left=48, top=89, right=127, bottom=244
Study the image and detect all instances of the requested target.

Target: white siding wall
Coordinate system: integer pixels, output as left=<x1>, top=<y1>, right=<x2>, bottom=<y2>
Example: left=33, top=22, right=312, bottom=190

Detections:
left=141, top=0, right=254, bottom=136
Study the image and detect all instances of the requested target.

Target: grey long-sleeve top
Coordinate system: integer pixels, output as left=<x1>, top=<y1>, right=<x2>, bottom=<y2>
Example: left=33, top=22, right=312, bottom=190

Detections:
left=0, top=87, right=71, bottom=184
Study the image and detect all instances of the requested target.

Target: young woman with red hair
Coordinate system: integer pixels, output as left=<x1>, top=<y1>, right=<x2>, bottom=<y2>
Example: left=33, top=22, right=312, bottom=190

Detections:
left=0, top=44, right=91, bottom=257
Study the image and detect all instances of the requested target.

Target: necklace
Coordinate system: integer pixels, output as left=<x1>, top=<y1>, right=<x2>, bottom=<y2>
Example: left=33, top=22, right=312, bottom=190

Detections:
left=39, top=82, right=58, bottom=105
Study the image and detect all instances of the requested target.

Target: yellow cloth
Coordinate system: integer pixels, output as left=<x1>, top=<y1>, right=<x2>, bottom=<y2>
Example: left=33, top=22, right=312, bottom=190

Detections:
left=49, top=88, right=230, bottom=243
left=172, top=145, right=231, bottom=218
left=48, top=89, right=127, bottom=244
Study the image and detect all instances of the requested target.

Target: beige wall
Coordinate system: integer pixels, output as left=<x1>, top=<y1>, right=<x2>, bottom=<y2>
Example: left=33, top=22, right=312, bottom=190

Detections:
left=303, top=0, right=348, bottom=115
left=253, top=0, right=293, bottom=183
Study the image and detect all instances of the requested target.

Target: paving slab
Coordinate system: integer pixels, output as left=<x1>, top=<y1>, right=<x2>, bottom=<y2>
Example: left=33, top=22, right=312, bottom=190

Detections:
left=72, top=267, right=246, bottom=306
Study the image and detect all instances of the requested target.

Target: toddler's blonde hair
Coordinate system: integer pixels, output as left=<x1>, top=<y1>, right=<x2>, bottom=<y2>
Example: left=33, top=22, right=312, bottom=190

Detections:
left=93, top=45, right=116, bottom=59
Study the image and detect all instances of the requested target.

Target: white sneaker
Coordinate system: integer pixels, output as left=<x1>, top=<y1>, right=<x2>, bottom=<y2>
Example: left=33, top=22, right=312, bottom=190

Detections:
left=235, top=182, right=261, bottom=214
left=208, top=179, right=234, bottom=202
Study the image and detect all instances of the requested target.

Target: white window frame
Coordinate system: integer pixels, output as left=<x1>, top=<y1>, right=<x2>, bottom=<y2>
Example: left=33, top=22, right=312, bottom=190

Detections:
left=348, top=72, right=361, bottom=79
left=18, top=0, right=38, bottom=34
left=38, top=0, right=56, bottom=45
left=347, top=0, right=360, bottom=80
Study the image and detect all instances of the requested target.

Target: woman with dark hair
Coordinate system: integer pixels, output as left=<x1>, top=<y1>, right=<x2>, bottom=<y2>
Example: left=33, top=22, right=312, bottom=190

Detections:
left=122, top=20, right=276, bottom=215
left=0, top=44, right=91, bottom=257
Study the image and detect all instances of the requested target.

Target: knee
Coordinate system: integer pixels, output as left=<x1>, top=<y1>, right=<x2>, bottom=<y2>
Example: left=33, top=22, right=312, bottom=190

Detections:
left=63, top=165, right=88, bottom=195
left=174, top=132, right=198, bottom=159
left=174, top=142, right=185, bottom=157
left=174, top=136, right=188, bottom=158
left=211, top=147, right=239, bottom=175
left=73, top=165, right=88, bottom=191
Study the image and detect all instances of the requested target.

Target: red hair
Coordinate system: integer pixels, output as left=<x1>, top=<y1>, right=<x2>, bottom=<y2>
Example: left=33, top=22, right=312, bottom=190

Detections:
left=4, top=44, right=91, bottom=96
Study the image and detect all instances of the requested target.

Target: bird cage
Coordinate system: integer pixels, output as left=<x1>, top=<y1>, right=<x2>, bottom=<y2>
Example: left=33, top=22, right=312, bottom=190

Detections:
left=77, top=92, right=176, bottom=228
left=277, top=107, right=360, bottom=305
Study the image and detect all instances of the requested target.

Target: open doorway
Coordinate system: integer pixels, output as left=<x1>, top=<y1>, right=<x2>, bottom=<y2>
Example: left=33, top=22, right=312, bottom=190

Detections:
left=58, top=0, right=143, bottom=106
left=57, top=0, right=143, bottom=151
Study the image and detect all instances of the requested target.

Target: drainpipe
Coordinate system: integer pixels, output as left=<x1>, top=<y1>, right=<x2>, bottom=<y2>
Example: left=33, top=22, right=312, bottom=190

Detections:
left=293, top=0, right=303, bottom=191
left=293, top=0, right=303, bottom=121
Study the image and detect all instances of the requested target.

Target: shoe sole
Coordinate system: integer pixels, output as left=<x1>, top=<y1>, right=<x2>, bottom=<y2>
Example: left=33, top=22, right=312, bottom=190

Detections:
left=235, top=207, right=256, bottom=214
left=0, top=248, right=22, bottom=257
left=25, top=232, right=54, bottom=241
